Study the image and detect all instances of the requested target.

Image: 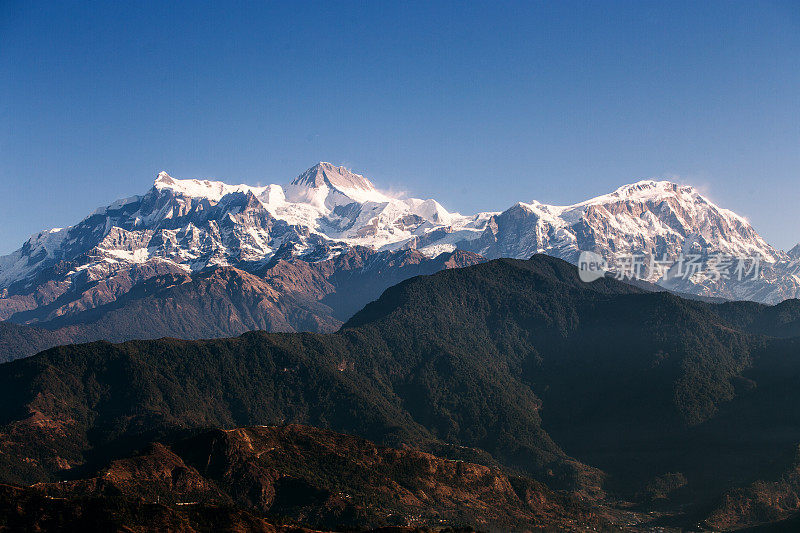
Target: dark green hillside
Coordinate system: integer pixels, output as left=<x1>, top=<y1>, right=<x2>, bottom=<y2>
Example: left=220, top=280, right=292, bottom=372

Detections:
left=0, top=321, right=76, bottom=363
left=0, top=333, right=431, bottom=484
left=345, top=258, right=752, bottom=429
left=342, top=257, right=759, bottom=493
left=710, top=298, right=800, bottom=338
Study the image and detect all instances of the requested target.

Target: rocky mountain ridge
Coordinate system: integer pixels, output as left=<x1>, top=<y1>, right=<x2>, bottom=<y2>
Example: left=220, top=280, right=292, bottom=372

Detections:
left=1, top=163, right=797, bottom=338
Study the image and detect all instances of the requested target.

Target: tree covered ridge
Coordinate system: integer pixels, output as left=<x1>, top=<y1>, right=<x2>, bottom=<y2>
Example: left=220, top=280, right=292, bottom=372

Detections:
left=0, top=254, right=798, bottom=529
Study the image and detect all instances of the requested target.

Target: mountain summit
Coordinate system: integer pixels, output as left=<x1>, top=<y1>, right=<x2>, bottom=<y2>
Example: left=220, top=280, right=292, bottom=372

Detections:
left=285, top=162, right=391, bottom=208
left=290, top=162, right=378, bottom=193
left=152, top=170, right=268, bottom=201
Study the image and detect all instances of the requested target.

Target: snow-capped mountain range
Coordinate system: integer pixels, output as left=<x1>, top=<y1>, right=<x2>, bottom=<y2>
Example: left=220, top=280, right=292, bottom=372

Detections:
left=1, top=162, right=798, bottom=323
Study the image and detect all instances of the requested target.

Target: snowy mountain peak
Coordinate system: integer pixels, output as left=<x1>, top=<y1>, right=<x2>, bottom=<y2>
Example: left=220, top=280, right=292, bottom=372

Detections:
left=153, top=171, right=266, bottom=202
left=154, top=171, right=176, bottom=186
left=286, top=162, right=391, bottom=208
left=583, top=180, right=697, bottom=206
left=789, top=243, right=800, bottom=259
left=291, top=162, right=377, bottom=193
left=617, top=179, right=688, bottom=195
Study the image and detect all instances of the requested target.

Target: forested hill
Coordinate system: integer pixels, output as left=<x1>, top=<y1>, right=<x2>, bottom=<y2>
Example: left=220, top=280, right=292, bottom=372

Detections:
left=1, top=254, right=800, bottom=530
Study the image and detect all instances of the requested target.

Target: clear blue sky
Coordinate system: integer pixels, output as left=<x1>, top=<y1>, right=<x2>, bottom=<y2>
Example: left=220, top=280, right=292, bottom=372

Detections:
left=2, top=1, right=798, bottom=254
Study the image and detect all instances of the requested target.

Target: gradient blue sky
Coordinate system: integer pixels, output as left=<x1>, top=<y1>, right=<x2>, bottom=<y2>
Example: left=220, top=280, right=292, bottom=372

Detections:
left=2, top=1, right=798, bottom=254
